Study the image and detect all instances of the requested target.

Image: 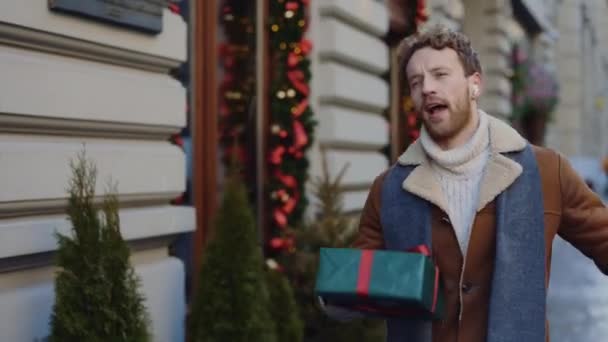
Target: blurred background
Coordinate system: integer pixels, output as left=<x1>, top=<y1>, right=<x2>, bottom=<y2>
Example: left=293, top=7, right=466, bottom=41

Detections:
left=0, top=0, right=607, bottom=341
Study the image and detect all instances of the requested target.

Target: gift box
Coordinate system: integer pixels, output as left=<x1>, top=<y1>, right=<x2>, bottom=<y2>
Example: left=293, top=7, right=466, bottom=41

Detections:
left=315, top=246, right=444, bottom=320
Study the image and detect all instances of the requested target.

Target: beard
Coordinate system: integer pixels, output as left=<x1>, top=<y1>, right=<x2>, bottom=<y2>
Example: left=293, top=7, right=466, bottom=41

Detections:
left=420, top=87, right=473, bottom=144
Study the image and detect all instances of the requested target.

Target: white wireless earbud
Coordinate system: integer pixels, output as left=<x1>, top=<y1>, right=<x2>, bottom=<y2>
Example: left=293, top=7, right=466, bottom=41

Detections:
left=472, top=85, right=479, bottom=98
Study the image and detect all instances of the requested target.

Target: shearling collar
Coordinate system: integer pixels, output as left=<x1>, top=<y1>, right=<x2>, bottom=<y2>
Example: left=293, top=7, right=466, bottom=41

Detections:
left=398, top=111, right=526, bottom=165
left=395, top=111, right=528, bottom=213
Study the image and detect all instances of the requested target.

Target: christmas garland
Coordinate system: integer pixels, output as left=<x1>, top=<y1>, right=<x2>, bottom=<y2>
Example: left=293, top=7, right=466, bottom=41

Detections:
left=401, top=0, right=428, bottom=148
left=218, top=1, right=257, bottom=178
left=267, top=0, right=316, bottom=253
left=510, top=43, right=559, bottom=121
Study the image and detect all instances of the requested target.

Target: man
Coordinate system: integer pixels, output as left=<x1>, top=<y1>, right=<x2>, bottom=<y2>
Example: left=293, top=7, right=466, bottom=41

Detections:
left=345, top=26, right=608, bottom=341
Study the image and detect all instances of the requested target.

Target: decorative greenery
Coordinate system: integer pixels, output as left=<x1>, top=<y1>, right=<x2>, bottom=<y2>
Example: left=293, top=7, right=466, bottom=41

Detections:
left=267, top=0, right=316, bottom=249
left=265, top=263, right=304, bottom=342
left=218, top=1, right=257, bottom=180
left=510, top=43, right=559, bottom=121
left=281, top=152, right=385, bottom=342
left=50, top=150, right=150, bottom=342
left=188, top=168, right=277, bottom=342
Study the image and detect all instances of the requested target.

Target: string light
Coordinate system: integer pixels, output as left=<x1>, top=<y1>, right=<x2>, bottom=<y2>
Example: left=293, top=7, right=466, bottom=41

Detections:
left=271, top=24, right=279, bottom=32
left=285, top=10, right=294, bottom=18
left=276, top=90, right=286, bottom=99
left=279, top=42, right=287, bottom=50
left=298, top=20, right=305, bottom=27
left=225, top=91, right=242, bottom=100
left=287, top=89, right=296, bottom=98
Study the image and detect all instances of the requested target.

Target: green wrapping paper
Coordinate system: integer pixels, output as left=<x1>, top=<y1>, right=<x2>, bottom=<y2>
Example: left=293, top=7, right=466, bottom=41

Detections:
left=315, top=247, right=445, bottom=320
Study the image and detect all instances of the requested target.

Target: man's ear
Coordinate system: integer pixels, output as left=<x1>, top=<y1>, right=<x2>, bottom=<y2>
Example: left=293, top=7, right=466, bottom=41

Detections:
left=468, top=72, right=482, bottom=99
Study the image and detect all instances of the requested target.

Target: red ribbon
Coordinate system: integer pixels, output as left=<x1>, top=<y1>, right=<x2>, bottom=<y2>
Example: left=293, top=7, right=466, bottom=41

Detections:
left=285, top=1, right=299, bottom=11
left=351, top=245, right=440, bottom=316
left=293, top=120, right=309, bottom=148
left=287, top=70, right=310, bottom=96
left=299, top=39, right=313, bottom=55
left=269, top=146, right=286, bottom=164
left=356, top=250, right=374, bottom=298
left=273, top=209, right=287, bottom=228
left=274, top=170, right=297, bottom=188
left=292, top=99, right=309, bottom=117
left=282, top=197, right=297, bottom=214
left=407, top=244, right=439, bottom=313
left=288, top=53, right=300, bottom=67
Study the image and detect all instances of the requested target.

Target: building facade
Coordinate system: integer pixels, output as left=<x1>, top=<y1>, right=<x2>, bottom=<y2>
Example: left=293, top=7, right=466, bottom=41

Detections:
left=0, top=2, right=193, bottom=341
left=2, top=1, right=607, bottom=341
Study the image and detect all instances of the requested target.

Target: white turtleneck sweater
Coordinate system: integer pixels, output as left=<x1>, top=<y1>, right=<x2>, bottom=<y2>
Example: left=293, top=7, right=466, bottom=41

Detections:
left=419, top=111, right=491, bottom=255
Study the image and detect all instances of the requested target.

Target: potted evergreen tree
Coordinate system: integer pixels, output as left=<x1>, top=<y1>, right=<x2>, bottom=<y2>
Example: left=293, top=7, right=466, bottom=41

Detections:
left=50, top=150, right=150, bottom=342
left=188, top=169, right=277, bottom=342
left=280, top=153, right=386, bottom=341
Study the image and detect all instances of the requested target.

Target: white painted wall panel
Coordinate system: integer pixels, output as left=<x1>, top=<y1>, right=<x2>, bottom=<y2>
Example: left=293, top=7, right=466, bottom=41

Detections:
left=317, top=105, right=388, bottom=149
left=139, top=257, right=186, bottom=342
left=319, top=0, right=389, bottom=37
left=0, top=0, right=187, bottom=62
left=325, top=150, right=388, bottom=186
left=0, top=206, right=194, bottom=259
left=0, top=257, right=186, bottom=342
left=0, top=282, right=52, bottom=342
left=343, top=190, right=371, bottom=213
left=0, top=45, right=185, bottom=127
left=319, top=18, right=389, bottom=75
left=0, top=135, right=185, bottom=203
left=318, top=63, right=389, bottom=112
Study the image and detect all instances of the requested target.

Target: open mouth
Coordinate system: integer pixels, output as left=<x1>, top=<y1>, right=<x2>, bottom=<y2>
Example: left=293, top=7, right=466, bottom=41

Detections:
left=424, top=103, right=448, bottom=115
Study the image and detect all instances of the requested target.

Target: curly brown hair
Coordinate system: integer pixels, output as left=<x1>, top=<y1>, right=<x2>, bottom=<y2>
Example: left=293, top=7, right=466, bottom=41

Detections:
left=398, top=25, right=482, bottom=90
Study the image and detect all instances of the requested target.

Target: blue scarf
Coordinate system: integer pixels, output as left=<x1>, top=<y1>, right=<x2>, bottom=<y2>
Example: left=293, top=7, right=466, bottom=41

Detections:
left=380, top=145, right=546, bottom=342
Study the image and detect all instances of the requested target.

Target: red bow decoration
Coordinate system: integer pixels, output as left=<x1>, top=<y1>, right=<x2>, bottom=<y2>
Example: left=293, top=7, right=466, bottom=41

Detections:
left=269, top=236, right=295, bottom=251
left=168, top=3, right=180, bottom=14
left=407, top=113, right=418, bottom=127
left=282, top=197, right=297, bottom=214
left=285, top=1, right=299, bottom=11
left=293, top=121, right=309, bottom=148
left=287, top=70, right=309, bottom=96
left=269, top=146, right=286, bottom=164
left=299, top=39, right=313, bottom=55
left=274, top=170, right=298, bottom=188
left=273, top=209, right=288, bottom=228
left=288, top=52, right=300, bottom=67
left=292, top=99, right=309, bottom=117
left=416, top=0, right=429, bottom=25
left=171, top=134, right=184, bottom=148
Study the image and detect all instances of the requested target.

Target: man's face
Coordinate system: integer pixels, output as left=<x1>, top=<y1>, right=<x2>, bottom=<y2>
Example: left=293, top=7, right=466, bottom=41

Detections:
left=406, top=47, right=480, bottom=144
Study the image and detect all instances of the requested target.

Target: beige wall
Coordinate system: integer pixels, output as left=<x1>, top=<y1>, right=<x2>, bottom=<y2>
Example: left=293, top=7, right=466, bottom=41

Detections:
left=0, top=1, right=194, bottom=341
left=309, top=0, right=390, bottom=213
left=546, top=0, right=608, bottom=159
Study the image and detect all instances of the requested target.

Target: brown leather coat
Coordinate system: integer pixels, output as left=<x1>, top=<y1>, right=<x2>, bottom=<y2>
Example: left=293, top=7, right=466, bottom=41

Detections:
left=352, top=116, right=608, bottom=342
